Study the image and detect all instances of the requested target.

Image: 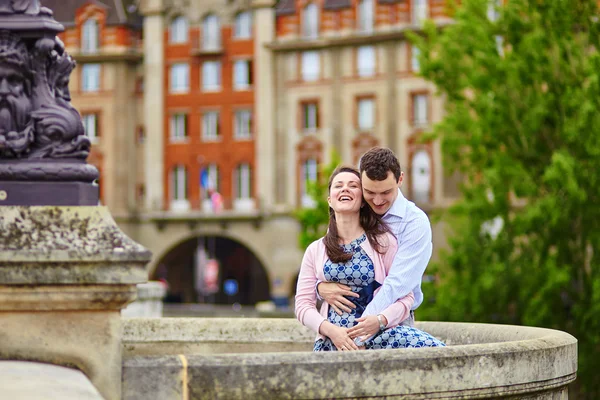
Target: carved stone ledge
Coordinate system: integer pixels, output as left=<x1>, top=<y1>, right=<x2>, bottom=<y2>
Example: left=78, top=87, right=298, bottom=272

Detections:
left=0, top=284, right=137, bottom=311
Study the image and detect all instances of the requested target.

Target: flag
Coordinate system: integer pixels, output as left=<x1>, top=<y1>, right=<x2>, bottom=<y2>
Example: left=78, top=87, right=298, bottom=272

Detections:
left=200, top=167, right=223, bottom=213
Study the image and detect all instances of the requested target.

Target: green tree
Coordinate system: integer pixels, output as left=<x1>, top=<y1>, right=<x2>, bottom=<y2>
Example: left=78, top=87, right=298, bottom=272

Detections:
left=295, top=152, right=342, bottom=250
left=410, top=0, right=600, bottom=397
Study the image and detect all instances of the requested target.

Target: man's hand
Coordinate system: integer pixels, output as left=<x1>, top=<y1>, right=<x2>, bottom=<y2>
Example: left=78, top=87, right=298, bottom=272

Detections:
left=318, top=282, right=359, bottom=315
left=347, top=315, right=384, bottom=342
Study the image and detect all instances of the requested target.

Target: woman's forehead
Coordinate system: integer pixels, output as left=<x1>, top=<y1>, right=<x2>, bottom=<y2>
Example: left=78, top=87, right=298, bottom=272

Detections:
left=333, top=172, right=360, bottom=183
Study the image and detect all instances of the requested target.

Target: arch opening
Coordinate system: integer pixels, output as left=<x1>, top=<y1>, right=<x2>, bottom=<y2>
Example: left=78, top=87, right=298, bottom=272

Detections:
left=152, top=235, right=271, bottom=306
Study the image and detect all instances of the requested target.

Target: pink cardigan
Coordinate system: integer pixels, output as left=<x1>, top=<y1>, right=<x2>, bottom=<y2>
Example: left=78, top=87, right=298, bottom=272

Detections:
left=295, top=232, right=415, bottom=340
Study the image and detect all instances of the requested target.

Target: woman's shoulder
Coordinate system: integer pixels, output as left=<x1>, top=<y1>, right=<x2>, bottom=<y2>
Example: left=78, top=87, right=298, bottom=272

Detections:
left=305, top=237, right=325, bottom=253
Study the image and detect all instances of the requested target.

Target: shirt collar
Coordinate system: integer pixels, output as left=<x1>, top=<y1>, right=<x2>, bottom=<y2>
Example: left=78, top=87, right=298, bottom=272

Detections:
left=383, top=189, right=407, bottom=219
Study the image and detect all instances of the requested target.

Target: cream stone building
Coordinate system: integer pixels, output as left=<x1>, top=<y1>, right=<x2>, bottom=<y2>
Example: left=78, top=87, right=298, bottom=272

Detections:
left=54, top=0, right=460, bottom=307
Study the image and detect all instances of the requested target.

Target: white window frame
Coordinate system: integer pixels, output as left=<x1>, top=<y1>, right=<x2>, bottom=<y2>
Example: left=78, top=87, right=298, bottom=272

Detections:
left=412, top=0, right=428, bottom=25
left=170, top=16, right=189, bottom=43
left=82, top=113, right=98, bottom=144
left=169, top=113, right=187, bottom=142
left=202, top=61, right=221, bottom=91
left=357, top=98, right=375, bottom=131
left=302, top=3, right=319, bottom=39
left=302, top=102, right=318, bottom=133
left=235, top=163, right=252, bottom=199
left=170, top=63, right=189, bottom=93
left=203, top=14, right=221, bottom=50
left=81, top=64, right=100, bottom=92
left=233, top=60, right=251, bottom=90
left=81, top=18, right=99, bottom=53
left=413, top=94, right=429, bottom=127
left=170, top=165, right=189, bottom=211
left=411, top=150, right=432, bottom=204
left=301, top=51, right=320, bottom=82
left=202, top=111, right=220, bottom=141
left=301, top=158, right=318, bottom=208
left=234, top=109, right=252, bottom=140
left=234, top=11, right=252, bottom=39
left=411, top=45, right=420, bottom=72
left=357, top=46, right=375, bottom=77
left=358, top=0, right=374, bottom=33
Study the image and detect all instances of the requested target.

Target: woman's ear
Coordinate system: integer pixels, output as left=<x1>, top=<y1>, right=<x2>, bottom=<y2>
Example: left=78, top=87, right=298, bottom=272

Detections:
left=327, top=196, right=332, bottom=208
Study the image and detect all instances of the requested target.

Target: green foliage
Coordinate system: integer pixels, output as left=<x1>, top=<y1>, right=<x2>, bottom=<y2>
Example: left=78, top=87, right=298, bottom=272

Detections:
left=410, top=0, right=600, bottom=397
left=295, top=152, right=342, bottom=250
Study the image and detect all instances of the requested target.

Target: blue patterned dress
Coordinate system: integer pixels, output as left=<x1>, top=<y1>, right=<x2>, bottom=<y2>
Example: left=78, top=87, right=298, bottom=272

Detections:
left=313, top=234, right=445, bottom=351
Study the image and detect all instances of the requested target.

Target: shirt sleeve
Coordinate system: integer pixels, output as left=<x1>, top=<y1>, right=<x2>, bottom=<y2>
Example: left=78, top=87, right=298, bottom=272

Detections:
left=362, top=214, right=432, bottom=318
left=295, top=242, right=326, bottom=333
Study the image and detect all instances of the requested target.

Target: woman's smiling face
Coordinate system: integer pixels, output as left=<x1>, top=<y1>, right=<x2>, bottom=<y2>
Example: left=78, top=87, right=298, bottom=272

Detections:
left=328, top=171, right=363, bottom=214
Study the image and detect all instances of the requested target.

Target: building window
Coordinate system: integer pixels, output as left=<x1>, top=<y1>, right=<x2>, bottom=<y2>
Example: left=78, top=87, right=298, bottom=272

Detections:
left=170, top=16, right=188, bottom=43
left=413, top=94, right=428, bottom=127
left=81, top=19, right=99, bottom=53
left=169, top=113, right=187, bottom=142
left=82, top=113, right=98, bottom=144
left=357, top=46, right=375, bottom=77
left=235, top=163, right=252, bottom=199
left=411, top=45, right=420, bottom=73
left=234, top=11, right=252, bottom=39
left=357, top=98, right=375, bottom=131
left=301, top=102, right=319, bottom=133
left=202, top=111, right=220, bottom=141
left=81, top=64, right=100, bottom=92
left=234, top=110, right=252, bottom=139
left=202, top=61, right=221, bottom=91
left=170, top=165, right=189, bottom=211
left=411, top=150, right=432, bottom=203
left=202, top=14, right=221, bottom=50
left=170, top=63, right=189, bottom=93
left=302, top=3, right=319, bottom=39
left=412, top=0, right=428, bottom=24
left=233, top=60, right=252, bottom=90
left=301, top=158, right=318, bottom=207
left=358, top=0, right=374, bottom=33
left=487, top=0, right=501, bottom=22
left=301, top=51, right=319, bottom=82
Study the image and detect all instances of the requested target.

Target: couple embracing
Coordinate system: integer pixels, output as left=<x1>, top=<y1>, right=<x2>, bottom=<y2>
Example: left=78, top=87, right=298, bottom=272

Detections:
left=295, top=147, right=445, bottom=351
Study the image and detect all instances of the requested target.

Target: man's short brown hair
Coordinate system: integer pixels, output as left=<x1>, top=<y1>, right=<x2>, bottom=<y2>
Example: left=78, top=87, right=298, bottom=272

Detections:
left=359, top=147, right=402, bottom=181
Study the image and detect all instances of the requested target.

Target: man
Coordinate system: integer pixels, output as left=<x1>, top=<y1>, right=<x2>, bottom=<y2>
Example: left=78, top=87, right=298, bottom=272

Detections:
left=317, top=147, right=433, bottom=328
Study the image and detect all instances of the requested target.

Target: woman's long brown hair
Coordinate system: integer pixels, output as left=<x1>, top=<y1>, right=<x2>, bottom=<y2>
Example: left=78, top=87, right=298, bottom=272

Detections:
left=324, top=166, right=390, bottom=263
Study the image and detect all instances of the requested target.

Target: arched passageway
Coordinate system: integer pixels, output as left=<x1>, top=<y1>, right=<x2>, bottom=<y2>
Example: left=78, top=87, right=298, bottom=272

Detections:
left=151, top=236, right=271, bottom=306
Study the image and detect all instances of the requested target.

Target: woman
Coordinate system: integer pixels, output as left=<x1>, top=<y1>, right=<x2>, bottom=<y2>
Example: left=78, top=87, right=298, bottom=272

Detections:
left=295, top=166, right=444, bottom=351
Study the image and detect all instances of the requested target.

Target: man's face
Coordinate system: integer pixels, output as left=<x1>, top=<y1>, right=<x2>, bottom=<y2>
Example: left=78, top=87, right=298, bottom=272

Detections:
left=361, top=170, right=402, bottom=215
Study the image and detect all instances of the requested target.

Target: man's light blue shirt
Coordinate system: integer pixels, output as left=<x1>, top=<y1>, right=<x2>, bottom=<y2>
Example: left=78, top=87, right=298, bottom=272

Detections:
left=362, top=189, right=433, bottom=317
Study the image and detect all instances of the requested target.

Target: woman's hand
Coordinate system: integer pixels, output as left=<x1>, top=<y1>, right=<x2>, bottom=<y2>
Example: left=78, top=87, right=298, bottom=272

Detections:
left=319, top=321, right=360, bottom=351
left=347, top=315, right=384, bottom=342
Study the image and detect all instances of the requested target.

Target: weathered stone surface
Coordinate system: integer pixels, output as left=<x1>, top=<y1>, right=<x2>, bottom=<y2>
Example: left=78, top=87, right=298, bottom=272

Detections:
left=0, top=310, right=122, bottom=400
left=122, top=281, right=167, bottom=318
left=0, top=361, right=103, bottom=400
left=122, top=319, right=577, bottom=400
left=0, top=206, right=150, bottom=284
left=122, top=356, right=185, bottom=400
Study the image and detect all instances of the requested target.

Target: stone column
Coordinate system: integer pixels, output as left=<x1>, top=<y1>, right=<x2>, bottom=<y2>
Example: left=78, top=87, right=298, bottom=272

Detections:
left=0, top=207, right=150, bottom=400
left=252, top=0, right=276, bottom=210
left=0, top=3, right=151, bottom=399
left=140, top=0, right=165, bottom=211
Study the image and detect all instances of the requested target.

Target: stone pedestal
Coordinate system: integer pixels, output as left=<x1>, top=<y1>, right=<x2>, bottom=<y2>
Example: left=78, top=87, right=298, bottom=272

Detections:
left=0, top=206, right=151, bottom=400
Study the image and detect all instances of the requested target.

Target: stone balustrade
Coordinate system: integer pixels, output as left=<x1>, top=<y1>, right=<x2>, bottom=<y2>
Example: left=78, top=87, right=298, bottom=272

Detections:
left=121, top=318, right=577, bottom=400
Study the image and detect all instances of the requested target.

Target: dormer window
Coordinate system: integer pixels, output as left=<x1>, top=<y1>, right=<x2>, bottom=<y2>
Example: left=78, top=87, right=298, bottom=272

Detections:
left=203, top=14, right=221, bottom=50
left=302, top=3, right=319, bottom=39
left=170, top=16, right=189, bottom=43
left=81, top=18, right=99, bottom=53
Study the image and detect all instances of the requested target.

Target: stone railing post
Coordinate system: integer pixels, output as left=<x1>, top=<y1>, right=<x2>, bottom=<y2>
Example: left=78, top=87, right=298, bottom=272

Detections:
left=0, top=2, right=151, bottom=399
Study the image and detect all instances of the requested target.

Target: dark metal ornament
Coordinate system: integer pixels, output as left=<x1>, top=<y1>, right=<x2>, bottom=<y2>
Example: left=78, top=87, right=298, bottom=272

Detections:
left=0, top=0, right=99, bottom=205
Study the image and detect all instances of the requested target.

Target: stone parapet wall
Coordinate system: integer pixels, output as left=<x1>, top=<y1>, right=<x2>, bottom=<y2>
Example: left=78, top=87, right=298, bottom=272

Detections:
left=122, top=319, right=577, bottom=400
